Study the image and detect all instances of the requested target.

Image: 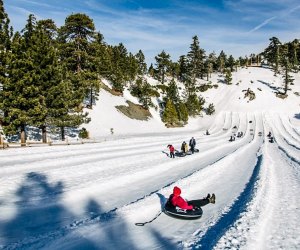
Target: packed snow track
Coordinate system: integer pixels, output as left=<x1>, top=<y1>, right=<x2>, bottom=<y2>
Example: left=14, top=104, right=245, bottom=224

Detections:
left=0, top=112, right=299, bottom=249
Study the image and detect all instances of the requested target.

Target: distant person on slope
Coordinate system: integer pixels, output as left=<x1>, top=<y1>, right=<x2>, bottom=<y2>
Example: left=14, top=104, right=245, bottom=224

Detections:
left=168, top=186, right=215, bottom=210
left=189, top=137, right=196, bottom=153
left=167, top=144, right=175, bottom=158
left=181, top=141, right=188, bottom=153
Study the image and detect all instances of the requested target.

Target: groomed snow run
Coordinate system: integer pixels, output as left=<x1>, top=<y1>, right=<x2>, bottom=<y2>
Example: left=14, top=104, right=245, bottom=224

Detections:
left=0, top=67, right=299, bottom=249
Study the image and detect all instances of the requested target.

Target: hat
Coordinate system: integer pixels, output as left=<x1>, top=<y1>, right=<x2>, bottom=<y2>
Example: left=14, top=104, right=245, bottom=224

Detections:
left=173, top=186, right=181, bottom=196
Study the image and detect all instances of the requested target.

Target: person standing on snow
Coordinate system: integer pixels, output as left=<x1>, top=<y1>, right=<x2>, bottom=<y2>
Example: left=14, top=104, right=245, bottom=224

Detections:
left=181, top=141, right=188, bottom=153
left=168, top=186, right=215, bottom=210
left=189, top=137, right=196, bottom=153
left=167, top=144, right=175, bottom=158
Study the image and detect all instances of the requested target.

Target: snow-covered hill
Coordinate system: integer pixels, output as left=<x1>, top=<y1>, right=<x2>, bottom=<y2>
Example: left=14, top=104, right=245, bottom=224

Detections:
left=85, top=67, right=300, bottom=138
left=0, top=67, right=299, bottom=249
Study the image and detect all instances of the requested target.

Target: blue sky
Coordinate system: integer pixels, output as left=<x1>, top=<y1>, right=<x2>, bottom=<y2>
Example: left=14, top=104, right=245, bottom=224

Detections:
left=4, top=0, right=300, bottom=65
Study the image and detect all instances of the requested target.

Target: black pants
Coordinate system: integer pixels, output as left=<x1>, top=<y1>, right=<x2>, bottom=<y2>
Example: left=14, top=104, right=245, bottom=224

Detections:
left=170, top=152, right=175, bottom=158
left=190, top=146, right=195, bottom=153
left=188, top=198, right=209, bottom=208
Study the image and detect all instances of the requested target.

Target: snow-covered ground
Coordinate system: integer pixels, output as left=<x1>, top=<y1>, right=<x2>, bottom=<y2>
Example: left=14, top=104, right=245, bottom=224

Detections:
left=0, top=67, right=299, bottom=249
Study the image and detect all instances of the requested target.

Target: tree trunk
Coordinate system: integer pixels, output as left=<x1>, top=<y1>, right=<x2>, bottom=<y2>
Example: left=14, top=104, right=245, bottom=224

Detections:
left=90, top=87, right=93, bottom=108
left=284, top=66, right=288, bottom=95
left=41, top=125, right=47, bottom=143
left=61, top=126, right=65, bottom=141
left=20, top=124, right=26, bottom=146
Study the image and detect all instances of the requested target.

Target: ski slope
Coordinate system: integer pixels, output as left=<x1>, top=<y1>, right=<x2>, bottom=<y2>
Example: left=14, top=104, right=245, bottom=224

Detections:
left=0, top=67, right=300, bottom=249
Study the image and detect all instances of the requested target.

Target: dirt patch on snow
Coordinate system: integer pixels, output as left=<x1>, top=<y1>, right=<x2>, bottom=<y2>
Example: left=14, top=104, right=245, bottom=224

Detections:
left=116, top=101, right=152, bottom=121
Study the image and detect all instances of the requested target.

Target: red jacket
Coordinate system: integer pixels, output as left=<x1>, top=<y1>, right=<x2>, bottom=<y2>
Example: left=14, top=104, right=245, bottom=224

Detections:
left=171, top=186, right=193, bottom=210
left=169, top=145, right=175, bottom=153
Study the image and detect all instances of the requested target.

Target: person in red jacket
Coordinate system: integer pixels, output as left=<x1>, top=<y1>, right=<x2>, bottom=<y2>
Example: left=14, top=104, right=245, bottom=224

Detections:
left=170, top=186, right=215, bottom=210
left=167, top=144, right=175, bottom=158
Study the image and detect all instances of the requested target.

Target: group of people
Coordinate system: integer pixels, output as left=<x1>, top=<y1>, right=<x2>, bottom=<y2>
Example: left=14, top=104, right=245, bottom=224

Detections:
left=229, top=131, right=244, bottom=141
left=167, top=137, right=196, bottom=158
left=237, top=131, right=243, bottom=137
left=267, top=131, right=274, bottom=143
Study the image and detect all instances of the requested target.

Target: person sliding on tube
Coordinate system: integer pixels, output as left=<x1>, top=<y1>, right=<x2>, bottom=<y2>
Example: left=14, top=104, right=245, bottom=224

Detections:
left=168, top=186, right=215, bottom=210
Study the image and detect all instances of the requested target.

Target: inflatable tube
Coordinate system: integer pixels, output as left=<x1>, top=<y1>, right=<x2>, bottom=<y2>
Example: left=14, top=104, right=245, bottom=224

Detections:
left=175, top=151, right=186, bottom=157
left=164, top=203, right=203, bottom=220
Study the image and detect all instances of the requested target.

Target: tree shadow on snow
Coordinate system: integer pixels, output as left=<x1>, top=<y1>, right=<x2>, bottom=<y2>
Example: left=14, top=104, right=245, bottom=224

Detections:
left=78, top=195, right=177, bottom=249
left=0, top=172, right=67, bottom=247
left=257, top=80, right=280, bottom=92
left=0, top=172, right=96, bottom=249
left=0, top=173, right=176, bottom=249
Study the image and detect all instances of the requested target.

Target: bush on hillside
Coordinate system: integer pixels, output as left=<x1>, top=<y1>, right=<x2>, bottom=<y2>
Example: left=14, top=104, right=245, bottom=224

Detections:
left=243, top=88, right=256, bottom=101
left=79, top=128, right=89, bottom=139
left=206, top=103, right=215, bottom=115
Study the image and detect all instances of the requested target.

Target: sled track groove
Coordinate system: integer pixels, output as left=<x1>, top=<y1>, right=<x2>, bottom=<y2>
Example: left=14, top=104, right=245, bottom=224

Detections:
left=190, top=154, right=263, bottom=249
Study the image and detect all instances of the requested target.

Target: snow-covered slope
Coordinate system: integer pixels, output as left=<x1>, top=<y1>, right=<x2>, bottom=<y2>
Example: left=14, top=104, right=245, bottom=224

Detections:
left=85, top=66, right=300, bottom=138
left=0, top=67, right=299, bottom=249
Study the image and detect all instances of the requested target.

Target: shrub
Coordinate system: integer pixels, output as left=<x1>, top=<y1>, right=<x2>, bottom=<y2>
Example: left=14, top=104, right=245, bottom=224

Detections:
left=79, top=128, right=89, bottom=139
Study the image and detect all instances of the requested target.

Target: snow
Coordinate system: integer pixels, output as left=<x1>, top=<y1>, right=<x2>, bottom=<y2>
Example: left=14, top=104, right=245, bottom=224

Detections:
left=0, top=67, right=300, bottom=249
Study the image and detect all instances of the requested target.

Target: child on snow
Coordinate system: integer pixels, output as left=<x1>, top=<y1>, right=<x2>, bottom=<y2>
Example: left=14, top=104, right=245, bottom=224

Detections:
left=168, top=186, right=215, bottom=210
left=167, top=144, right=175, bottom=158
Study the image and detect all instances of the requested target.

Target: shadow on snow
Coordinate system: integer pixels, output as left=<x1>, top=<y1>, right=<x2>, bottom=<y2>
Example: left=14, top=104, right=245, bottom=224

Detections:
left=0, top=172, right=175, bottom=249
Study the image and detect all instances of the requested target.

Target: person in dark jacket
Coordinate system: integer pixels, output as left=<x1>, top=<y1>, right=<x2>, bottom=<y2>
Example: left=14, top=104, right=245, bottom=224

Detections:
left=169, top=186, right=215, bottom=210
left=189, top=137, right=196, bottom=153
left=167, top=144, right=175, bottom=158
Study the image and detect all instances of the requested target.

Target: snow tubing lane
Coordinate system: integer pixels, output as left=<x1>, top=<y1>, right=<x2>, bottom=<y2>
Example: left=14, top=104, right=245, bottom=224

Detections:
left=164, top=205, right=203, bottom=220
left=190, top=154, right=263, bottom=249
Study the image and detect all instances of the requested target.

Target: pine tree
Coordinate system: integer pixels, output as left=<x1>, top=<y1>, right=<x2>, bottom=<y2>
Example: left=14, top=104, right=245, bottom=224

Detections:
left=58, top=13, right=98, bottom=103
left=46, top=72, right=90, bottom=141
left=206, top=52, right=217, bottom=80
left=280, top=44, right=294, bottom=95
left=166, top=78, right=180, bottom=104
left=185, top=93, right=203, bottom=116
left=135, top=50, right=147, bottom=75
left=178, top=55, right=188, bottom=82
left=0, top=0, right=12, bottom=126
left=127, top=52, right=139, bottom=84
left=289, top=39, right=299, bottom=71
left=206, top=103, right=215, bottom=115
left=162, top=99, right=178, bottom=125
left=148, top=63, right=155, bottom=77
left=217, top=50, right=227, bottom=73
left=227, top=55, right=235, bottom=72
left=1, top=25, right=47, bottom=145
left=187, top=35, right=205, bottom=82
left=130, top=76, right=158, bottom=109
left=264, top=37, right=281, bottom=75
left=155, top=50, right=171, bottom=84
left=224, top=69, right=232, bottom=85
left=176, top=101, right=188, bottom=123
left=30, top=19, right=61, bottom=142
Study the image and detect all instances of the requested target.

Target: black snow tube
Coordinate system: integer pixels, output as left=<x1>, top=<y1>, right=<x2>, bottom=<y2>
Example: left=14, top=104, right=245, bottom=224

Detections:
left=164, top=203, right=203, bottom=220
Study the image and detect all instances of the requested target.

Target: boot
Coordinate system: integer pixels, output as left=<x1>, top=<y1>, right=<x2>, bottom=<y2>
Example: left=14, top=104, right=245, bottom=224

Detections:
left=209, top=193, right=216, bottom=204
left=205, top=193, right=211, bottom=199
